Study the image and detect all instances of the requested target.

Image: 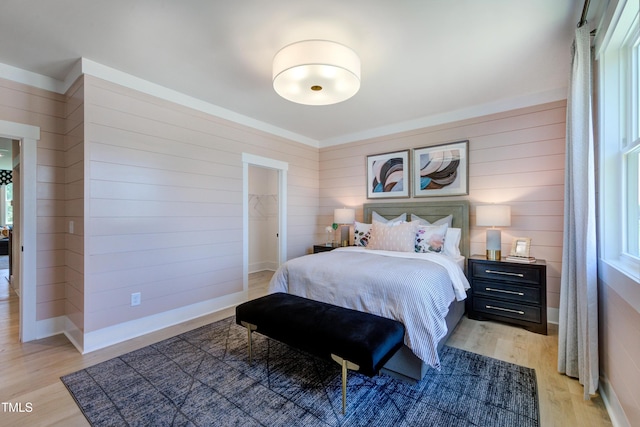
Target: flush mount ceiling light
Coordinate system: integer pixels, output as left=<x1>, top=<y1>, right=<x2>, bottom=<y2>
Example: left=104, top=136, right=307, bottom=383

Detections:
left=272, top=40, right=361, bottom=106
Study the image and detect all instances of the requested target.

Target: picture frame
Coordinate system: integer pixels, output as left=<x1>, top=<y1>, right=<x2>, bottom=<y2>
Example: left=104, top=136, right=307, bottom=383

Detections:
left=412, top=140, right=469, bottom=197
left=366, top=150, right=410, bottom=199
left=510, top=237, right=532, bottom=258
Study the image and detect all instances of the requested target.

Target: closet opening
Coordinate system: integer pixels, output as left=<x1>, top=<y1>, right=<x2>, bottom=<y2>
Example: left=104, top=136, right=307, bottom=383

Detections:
left=242, top=153, right=288, bottom=298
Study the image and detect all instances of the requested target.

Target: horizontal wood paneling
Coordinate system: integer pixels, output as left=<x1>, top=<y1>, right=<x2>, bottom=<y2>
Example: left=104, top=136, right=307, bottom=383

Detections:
left=319, top=100, right=566, bottom=309
left=600, top=282, right=640, bottom=426
left=0, top=77, right=69, bottom=321
left=83, top=76, right=319, bottom=332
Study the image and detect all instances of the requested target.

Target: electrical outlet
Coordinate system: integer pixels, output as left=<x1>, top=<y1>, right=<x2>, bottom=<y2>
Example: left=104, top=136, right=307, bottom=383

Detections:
left=131, top=292, right=141, bottom=306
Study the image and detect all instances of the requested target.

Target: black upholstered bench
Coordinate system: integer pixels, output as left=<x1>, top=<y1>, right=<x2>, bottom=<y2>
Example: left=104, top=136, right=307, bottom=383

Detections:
left=235, top=292, right=405, bottom=414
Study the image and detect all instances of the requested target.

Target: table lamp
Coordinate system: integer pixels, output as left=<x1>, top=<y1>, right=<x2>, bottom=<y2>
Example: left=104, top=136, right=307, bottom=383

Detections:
left=476, top=205, right=511, bottom=260
left=334, top=208, right=355, bottom=247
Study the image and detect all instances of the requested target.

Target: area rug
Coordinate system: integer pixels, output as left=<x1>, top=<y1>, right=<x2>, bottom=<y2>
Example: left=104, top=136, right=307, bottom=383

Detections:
left=61, top=316, right=539, bottom=426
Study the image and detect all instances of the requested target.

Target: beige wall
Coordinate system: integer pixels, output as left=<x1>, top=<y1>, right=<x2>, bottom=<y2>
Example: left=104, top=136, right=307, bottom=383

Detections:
left=82, top=75, right=319, bottom=332
left=319, top=100, right=566, bottom=310
left=600, top=273, right=640, bottom=426
left=64, top=77, right=85, bottom=341
left=0, top=77, right=67, bottom=322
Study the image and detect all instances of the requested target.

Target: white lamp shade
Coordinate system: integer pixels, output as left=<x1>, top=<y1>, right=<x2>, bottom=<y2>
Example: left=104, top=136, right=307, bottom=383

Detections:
left=476, top=205, right=511, bottom=227
left=273, top=40, right=361, bottom=105
left=334, top=208, right=355, bottom=224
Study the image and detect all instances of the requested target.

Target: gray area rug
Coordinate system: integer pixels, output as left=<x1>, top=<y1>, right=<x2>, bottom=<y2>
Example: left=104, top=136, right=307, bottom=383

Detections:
left=61, top=316, right=539, bottom=426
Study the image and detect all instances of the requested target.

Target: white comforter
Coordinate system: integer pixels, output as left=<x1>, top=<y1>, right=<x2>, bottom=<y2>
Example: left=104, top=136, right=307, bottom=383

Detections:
left=268, top=247, right=470, bottom=369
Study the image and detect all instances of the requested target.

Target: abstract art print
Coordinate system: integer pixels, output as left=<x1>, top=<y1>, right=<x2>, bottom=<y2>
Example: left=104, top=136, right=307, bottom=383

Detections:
left=366, top=150, right=409, bottom=198
left=412, top=141, right=468, bottom=197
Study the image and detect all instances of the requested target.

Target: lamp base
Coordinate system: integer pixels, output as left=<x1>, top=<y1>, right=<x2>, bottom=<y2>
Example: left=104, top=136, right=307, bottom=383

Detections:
left=486, top=249, right=501, bottom=261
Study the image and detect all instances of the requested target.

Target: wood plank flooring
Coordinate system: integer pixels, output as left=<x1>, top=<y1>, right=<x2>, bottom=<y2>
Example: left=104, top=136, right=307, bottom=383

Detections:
left=0, top=271, right=612, bottom=426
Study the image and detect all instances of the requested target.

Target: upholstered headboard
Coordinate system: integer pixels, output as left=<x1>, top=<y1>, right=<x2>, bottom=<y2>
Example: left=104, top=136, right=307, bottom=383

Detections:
left=362, top=200, right=470, bottom=258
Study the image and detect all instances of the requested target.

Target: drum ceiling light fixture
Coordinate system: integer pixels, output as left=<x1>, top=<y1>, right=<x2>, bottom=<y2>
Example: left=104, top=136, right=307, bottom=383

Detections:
left=272, top=40, right=361, bottom=106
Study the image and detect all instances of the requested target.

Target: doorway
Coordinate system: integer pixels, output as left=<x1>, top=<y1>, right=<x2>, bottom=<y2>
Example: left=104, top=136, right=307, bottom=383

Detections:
left=248, top=165, right=279, bottom=273
left=0, top=120, right=38, bottom=342
left=242, top=153, right=288, bottom=295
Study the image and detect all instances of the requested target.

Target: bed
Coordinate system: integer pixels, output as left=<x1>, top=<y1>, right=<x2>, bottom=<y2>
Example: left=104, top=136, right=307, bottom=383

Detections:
left=268, top=200, right=470, bottom=382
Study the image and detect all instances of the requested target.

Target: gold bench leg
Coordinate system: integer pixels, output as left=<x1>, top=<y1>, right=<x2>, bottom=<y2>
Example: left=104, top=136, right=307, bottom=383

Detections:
left=240, top=321, right=257, bottom=364
left=331, top=354, right=360, bottom=414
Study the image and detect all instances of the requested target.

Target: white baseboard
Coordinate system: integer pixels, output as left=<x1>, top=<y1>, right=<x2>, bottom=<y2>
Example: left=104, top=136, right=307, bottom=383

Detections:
left=35, top=315, right=66, bottom=339
left=81, top=291, right=247, bottom=354
left=63, top=317, right=85, bottom=353
left=547, top=307, right=559, bottom=324
left=600, top=373, right=631, bottom=427
left=249, top=261, right=277, bottom=273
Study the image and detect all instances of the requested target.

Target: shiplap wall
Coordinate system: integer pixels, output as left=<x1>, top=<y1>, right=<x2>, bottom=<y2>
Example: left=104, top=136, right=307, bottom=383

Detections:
left=319, top=100, right=566, bottom=309
left=0, top=77, right=67, bottom=321
left=83, top=75, right=318, bottom=332
left=64, top=77, right=85, bottom=341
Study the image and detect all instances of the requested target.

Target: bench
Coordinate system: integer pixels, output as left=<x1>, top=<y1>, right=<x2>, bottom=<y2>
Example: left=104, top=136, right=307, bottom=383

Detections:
left=235, top=292, right=405, bottom=414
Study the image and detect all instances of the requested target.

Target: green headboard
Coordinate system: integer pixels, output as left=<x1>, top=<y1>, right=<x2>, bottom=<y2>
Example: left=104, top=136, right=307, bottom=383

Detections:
left=362, top=200, right=470, bottom=258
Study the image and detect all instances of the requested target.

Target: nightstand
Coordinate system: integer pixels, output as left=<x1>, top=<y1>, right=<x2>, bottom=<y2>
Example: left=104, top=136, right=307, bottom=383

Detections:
left=466, top=255, right=547, bottom=334
left=313, top=244, right=339, bottom=253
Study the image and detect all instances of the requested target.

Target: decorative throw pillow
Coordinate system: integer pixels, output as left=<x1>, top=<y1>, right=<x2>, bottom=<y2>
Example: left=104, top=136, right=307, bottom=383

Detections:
left=415, top=223, right=449, bottom=254
left=372, top=211, right=406, bottom=224
left=367, top=221, right=419, bottom=252
left=443, top=227, right=462, bottom=257
left=410, top=213, right=453, bottom=227
left=353, top=221, right=373, bottom=247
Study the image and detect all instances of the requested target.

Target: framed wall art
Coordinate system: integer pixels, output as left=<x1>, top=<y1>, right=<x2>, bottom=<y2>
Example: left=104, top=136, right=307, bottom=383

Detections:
left=366, top=150, right=409, bottom=199
left=412, top=140, right=469, bottom=197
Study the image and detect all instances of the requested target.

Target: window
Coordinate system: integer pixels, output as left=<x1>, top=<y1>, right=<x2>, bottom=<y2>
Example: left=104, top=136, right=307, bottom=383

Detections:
left=598, top=0, right=640, bottom=278
left=627, top=146, right=639, bottom=256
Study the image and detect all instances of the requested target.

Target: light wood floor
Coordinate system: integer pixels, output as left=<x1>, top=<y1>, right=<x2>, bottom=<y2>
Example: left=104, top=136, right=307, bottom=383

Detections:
left=0, top=271, right=612, bottom=426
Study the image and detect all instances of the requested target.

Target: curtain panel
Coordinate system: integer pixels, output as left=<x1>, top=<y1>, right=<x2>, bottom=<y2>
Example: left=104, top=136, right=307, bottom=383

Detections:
left=558, top=24, right=599, bottom=400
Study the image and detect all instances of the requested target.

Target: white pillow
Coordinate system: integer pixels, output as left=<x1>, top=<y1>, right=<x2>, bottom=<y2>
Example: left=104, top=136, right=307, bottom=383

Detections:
left=372, top=211, right=406, bottom=224
left=367, top=221, right=418, bottom=252
left=415, top=224, right=448, bottom=254
left=353, top=221, right=373, bottom=247
left=443, top=227, right=462, bottom=257
left=410, top=213, right=453, bottom=227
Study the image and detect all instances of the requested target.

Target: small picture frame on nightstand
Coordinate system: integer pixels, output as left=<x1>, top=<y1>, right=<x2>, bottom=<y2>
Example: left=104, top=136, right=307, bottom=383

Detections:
left=510, top=237, right=531, bottom=257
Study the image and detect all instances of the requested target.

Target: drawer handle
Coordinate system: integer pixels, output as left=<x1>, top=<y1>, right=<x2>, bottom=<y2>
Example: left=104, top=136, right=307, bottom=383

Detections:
left=485, top=287, right=524, bottom=296
left=486, top=305, right=525, bottom=315
left=485, top=269, right=524, bottom=278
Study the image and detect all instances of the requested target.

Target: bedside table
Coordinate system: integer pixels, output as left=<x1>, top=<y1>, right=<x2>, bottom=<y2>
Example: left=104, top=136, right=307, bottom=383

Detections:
left=466, top=255, right=547, bottom=334
left=313, top=244, right=339, bottom=253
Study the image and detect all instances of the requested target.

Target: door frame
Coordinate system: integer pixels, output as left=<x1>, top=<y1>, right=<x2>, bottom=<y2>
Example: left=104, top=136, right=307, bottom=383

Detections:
left=0, top=120, right=39, bottom=342
left=242, top=153, right=287, bottom=292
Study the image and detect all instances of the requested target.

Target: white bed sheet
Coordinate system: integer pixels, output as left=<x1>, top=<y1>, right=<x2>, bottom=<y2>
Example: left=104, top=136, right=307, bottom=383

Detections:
left=268, top=247, right=470, bottom=369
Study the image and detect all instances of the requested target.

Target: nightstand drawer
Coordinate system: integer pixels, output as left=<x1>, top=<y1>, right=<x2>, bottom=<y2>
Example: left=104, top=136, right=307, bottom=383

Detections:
left=473, top=296, right=541, bottom=323
left=313, top=245, right=338, bottom=253
left=471, top=262, right=541, bottom=285
left=472, top=280, right=541, bottom=305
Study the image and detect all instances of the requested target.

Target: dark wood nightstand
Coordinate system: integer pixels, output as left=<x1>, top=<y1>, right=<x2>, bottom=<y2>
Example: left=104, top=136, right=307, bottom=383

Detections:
left=313, top=244, right=339, bottom=253
left=466, top=255, right=547, bottom=334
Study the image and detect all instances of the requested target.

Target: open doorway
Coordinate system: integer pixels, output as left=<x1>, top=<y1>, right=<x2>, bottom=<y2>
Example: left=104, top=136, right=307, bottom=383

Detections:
left=0, top=138, right=14, bottom=288
left=242, top=153, right=288, bottom=299
left=0, top=120, right=38, bottom=342
left=248, top=165, right=279, bottom=273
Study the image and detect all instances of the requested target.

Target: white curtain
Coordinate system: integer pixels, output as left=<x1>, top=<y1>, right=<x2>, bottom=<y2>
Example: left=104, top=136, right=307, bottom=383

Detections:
left=558, top=24, right=598, bottom=400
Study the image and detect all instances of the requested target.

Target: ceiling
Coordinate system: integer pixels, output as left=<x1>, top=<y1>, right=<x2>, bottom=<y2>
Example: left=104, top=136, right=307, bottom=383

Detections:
left=0, top=1, right=590, bottom=146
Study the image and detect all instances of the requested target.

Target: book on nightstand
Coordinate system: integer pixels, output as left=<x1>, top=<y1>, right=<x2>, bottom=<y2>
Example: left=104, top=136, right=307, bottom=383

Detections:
left=504, top=256, right=537, bottom=263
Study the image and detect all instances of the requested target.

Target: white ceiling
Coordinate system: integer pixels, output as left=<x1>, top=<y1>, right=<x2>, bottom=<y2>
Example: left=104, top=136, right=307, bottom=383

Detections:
left=0, top=1, right=589, bottom=146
